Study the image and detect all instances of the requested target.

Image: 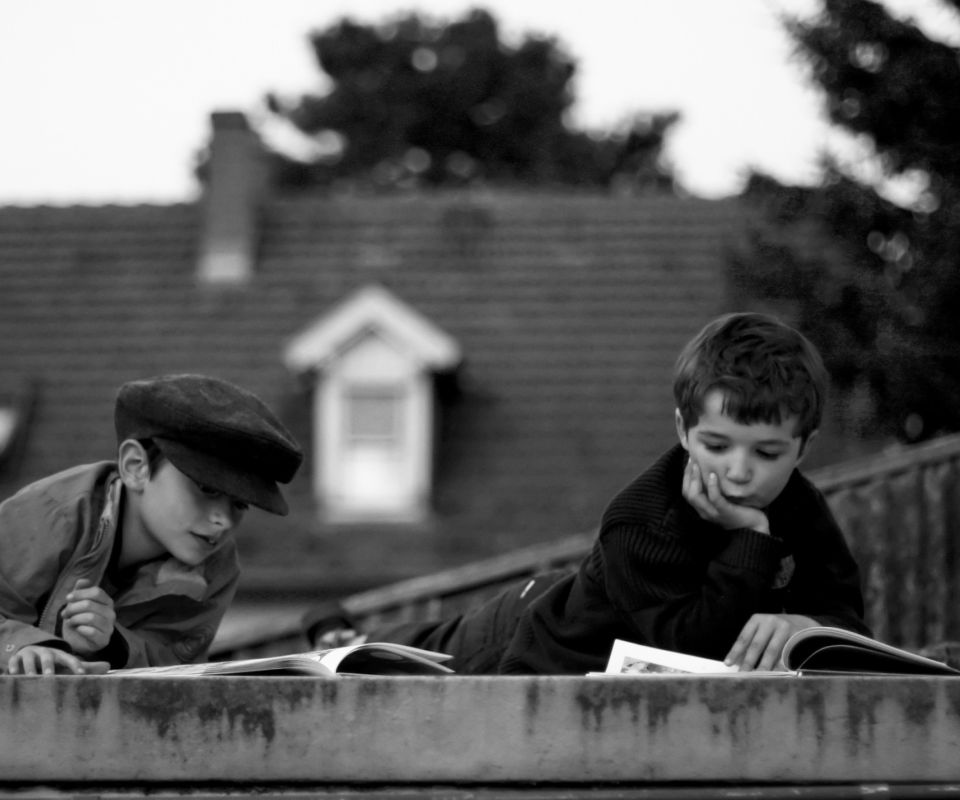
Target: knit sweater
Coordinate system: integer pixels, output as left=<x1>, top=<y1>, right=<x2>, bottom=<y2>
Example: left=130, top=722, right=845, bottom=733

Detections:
left=499, top=444, right=870, bottom=675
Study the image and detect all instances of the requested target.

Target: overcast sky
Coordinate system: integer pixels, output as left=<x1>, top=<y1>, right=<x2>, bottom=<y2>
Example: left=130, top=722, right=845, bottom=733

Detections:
left=1, top=0, right=957, bottom=205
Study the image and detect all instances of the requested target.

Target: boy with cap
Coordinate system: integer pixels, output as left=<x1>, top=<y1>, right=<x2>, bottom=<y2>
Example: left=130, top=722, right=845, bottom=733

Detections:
left=1, top=374, right=302, bottom=675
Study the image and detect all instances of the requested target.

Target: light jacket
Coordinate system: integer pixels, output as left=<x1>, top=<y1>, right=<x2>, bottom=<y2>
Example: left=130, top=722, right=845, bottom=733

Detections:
left=0, top=462, right=240, bottom=670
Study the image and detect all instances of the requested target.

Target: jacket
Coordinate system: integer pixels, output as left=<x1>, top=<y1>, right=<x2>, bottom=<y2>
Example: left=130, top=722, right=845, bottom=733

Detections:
left=0, top=462, right=240, bottom=669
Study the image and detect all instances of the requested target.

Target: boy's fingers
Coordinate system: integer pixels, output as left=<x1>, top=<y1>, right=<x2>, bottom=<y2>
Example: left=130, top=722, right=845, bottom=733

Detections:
left=738, top=632, right=773, bottom=671
left=739, top=618, right=794, bottom=671
left=67, top=578, right=93, bottom=601
left=11, top=648, right=90, bottom=676
left=757, top=628, right=791, bottom=671
left=66, top=587, right=112, bottom=606
left=62, top=600, right=115, bottom=621
left=65, top=612, right=109, bottom=630
left=52, top=650, right=90, bottom=674
left=34, top=650, right=57, bottom=675
left=683, top=463, right=719, bottom=520
left=705, top=472, right=724, bottom=504
left=725, top=616, right=759, bottom=666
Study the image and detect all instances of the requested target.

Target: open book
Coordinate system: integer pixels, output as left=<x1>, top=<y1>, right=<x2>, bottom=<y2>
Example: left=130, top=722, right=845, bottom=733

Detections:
left=111, top=643, right=455, bottom=677
left=602, top=627, right=960, bottom=677
left=779, top=626, right=960, bottom=676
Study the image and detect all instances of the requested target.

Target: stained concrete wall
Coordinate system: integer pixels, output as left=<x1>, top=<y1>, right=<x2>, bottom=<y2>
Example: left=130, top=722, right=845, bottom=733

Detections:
left=2, top=675, right=960, bottom=784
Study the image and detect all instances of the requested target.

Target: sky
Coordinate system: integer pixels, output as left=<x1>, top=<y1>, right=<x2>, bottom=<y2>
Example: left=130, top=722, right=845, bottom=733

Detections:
left=1, top=0, right=958, bottom=206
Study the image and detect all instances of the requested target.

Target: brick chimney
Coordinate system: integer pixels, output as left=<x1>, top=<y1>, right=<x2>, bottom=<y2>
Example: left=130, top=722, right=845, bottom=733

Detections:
left=197, top=111, right=266, bottom=284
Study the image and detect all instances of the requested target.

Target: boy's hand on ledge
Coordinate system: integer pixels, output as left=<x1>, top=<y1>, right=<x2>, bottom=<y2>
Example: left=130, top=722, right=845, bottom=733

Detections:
left=725, top=613, right=818, bottom=671
left=61, top=578, right=116, bottom=656
left=682, top=460, right=770, bottom=535
left=6, top=645, right=111, bottom=676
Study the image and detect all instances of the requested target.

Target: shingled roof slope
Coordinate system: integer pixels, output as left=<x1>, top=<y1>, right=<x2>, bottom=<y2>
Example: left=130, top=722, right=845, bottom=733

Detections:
left=0, top=192, right=744, bottom=595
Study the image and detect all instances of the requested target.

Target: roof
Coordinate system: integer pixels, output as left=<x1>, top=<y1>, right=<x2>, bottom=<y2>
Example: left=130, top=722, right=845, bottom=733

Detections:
left=0, top=191, right=746, bottom=595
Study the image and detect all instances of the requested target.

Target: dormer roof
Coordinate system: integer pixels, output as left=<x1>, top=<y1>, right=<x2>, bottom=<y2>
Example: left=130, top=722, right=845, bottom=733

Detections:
left=284, top=284, right=461, bottom=373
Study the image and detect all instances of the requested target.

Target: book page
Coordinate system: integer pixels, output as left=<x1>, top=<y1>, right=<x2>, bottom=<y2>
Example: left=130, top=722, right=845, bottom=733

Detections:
left=111, top=651, right=336, bottom=677
left=782, top=627, right=960, bottom=675
left=319, top=643, right=454, bottom=675
left=604, top=639, right=740, bottom=675
left=110, top=645, right=454, bottom=678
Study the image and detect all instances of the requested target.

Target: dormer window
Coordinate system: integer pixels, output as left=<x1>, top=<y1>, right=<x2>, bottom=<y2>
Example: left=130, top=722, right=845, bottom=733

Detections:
left=284, top=285, right=461, bottom=523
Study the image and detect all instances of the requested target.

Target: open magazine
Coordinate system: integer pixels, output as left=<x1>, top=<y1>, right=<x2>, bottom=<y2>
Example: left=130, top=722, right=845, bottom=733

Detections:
left=111, top=643, right=455, bottom=677
left=602, top=627, right=960, bottom=677
left=780, top=626, right=960, bottom=676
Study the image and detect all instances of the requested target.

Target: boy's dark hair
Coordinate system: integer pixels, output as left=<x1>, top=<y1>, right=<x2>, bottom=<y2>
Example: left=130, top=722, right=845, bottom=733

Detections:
left=673, top=312, right=827, bottom=441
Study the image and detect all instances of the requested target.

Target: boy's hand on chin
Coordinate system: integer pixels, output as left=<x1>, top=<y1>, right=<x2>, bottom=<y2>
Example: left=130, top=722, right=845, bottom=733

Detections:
left=725, top=613, right=818, bottom=671
left=682, top=460, right=770, bottom=534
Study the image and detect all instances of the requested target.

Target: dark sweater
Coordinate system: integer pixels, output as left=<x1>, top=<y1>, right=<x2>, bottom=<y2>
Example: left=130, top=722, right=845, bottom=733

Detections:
left=499, top=444, right=870, bottom=675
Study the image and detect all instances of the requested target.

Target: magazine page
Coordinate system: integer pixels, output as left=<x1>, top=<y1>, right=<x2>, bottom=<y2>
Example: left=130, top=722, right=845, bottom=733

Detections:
left=319, top=643, right=455, bottom=675
left=604, top=639, right=741, bottom=675
left=111, top=651, right=336, bottom=677
left=782, top=627, right=960, bottom=675
left=110, top=644, right=454, bottom=678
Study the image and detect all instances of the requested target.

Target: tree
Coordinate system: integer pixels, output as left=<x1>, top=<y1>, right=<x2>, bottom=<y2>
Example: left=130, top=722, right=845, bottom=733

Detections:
left=267, top=9, right=678, bottom=190
left=732, top=0, right=960, bottom=443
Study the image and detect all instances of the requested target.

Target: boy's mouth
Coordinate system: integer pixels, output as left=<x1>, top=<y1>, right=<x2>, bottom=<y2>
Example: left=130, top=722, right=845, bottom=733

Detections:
left=190, top=532, right=219, bottom=548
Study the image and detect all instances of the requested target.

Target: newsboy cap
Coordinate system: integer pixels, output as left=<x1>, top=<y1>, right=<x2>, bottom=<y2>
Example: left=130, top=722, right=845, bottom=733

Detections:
left=115, top=374, right=303, bottom=515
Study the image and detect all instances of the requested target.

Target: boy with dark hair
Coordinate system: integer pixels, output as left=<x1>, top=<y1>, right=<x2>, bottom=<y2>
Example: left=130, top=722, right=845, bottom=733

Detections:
left=1, top=374, right=303, bottom=675
left=304, top=312, right=870, bottom=674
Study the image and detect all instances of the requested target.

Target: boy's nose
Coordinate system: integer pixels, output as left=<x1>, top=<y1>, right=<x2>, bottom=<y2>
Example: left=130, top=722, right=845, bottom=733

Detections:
left=209, top=500, right=240, bottom=532
left=725, top=454, right=751, bottom=483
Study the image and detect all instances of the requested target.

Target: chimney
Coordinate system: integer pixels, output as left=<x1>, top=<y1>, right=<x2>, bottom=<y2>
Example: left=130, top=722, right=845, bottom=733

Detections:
left=197, top=111, right=266, bottom=284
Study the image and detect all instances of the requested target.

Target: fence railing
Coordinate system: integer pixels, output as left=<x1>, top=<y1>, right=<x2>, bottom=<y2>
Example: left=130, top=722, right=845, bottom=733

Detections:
left=811, top=433, right=960, bottom=651
left=213, top=432, right=960, bottom=660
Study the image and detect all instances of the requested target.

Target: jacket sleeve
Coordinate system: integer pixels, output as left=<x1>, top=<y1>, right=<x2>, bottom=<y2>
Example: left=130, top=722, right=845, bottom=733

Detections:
left=779, top=479, right=871, bottom=636
left=600, top=522, right=788, bottom=660
left=0, top=484, right=88, bottom=667
left=108, top=546, right=241, bottom=668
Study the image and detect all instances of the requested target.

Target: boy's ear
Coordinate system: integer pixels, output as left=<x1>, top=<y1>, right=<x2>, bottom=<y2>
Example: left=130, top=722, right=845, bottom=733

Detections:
left=675, top=409, right=690, bottom=450
left=117, top=439, right=151, bottom=491
left=797, top=429, right=819, bottom=463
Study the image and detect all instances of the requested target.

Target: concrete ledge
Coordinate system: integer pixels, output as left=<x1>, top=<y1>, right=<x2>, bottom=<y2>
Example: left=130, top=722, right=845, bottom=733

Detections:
left=2, top=675, right=960, bottom=784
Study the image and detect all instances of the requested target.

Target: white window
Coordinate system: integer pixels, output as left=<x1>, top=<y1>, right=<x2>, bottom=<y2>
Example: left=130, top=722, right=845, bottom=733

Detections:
left=347, top=387, right=402, bottom=447
left=284, top=285, right=461, bottom=523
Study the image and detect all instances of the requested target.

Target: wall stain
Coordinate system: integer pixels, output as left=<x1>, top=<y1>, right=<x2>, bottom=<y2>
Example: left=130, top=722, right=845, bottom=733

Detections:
left=118, top=679, right=280, bottom=743
left=795, top=680, right=828, bottom=743
left=573, top=680, right=681, bottom=733
left=844, top=682, right=882, bottom=753
left=524, top=680, right=542, bottom=736
left=75, top=677, right=103, bottom=716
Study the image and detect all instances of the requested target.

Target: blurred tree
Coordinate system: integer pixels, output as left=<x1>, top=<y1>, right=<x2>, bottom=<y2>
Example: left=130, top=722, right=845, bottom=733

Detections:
left=266, top=9, right=678, bottom=190
left=731, top=0, right=960, bottom=443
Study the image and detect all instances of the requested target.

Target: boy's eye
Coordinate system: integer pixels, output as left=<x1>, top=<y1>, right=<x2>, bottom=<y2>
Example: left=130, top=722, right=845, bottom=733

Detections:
left=704, top=443, right=727, bottom=453
left=196, top=483, right=222, bottom=498
left=757, top=450, right=783, bottom=460
left=232, top=500, right=249, bottom=512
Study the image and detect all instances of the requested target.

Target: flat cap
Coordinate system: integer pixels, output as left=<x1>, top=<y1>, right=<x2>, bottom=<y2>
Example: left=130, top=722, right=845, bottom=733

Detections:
left=115, top=374, right=303, bottom=515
